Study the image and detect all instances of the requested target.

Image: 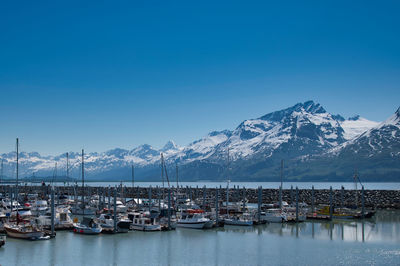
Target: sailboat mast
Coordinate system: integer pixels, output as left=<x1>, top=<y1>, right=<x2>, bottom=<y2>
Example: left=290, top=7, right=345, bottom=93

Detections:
left=176, top=162, right=178, bottom=189
left=161, top=153, right=164, bottom=189
left=16, top=138, right=19, bottom=201
left=53, top=162, right=57, bottom=184
left=280, top=159, right=284, bottom=189
left=82, top=149, right=84, bottom=215
left=0, top=159, right=3, bottom=184
left=132, top=163, right=135, bottom=187
left=66, top=152, right=69, bottom=186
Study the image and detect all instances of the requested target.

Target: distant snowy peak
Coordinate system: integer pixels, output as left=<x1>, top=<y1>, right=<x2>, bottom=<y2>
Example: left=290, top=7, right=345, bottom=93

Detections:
left=259, top=100, right=326, bottom=122
left=340, top=116, right=379, bottom=140
left=161, top=140, right=179, bottom=152
left=380, top=106, right=400, bottom=129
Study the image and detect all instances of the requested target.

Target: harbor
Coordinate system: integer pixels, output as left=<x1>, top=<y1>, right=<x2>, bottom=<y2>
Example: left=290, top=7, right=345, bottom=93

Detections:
left=1, top=210, right=399, bottom=265
left=1, top=142, right=399, bottom=265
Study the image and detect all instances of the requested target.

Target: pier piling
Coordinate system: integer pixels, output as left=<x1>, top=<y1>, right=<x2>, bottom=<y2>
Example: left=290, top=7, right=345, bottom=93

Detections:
left=51, top=186, right=55, bottom=236
left=257, top=186, right=262, bottom=223
left=113, top=187, right=117, bottom=233
left=329, top=186, right=333, bottom=220
left=311, top=185, right=315, bottom=213
left=296, top=186, right=299, bottom=222
left=215, top=188, right=219, bottom=224
left=362, top=186, right=365, bottom=219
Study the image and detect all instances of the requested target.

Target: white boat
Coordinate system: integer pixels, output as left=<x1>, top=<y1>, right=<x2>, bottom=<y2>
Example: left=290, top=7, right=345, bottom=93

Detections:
left=30, top=200, right=49, bottom=216
left=4, top=223, right=45, bottom=240
left=224, top=214, right=253, bottom=226
left=261, top=209, right=287, bottom=223
left=113, top=200, right=128, bottom=213
left=129, top=212, right=161, bottom=231
left=96, top=213, right=131, bottom=233
left=73, top=217, right=102, bottom=235
left=177, top=209, right=213, bottom=229
left=1, top=199, right=25, bottom=216
left=35, top=207, right=74, bottom=230
left=97, top=214, right=114, bottom=232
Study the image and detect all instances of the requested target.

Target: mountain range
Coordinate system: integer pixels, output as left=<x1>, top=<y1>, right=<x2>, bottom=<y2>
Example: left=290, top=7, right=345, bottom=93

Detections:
left=1, top=100, right=399, bottom=182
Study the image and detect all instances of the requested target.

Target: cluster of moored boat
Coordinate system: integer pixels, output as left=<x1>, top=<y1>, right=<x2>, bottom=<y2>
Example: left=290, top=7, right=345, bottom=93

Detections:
left=0, top=188, right=375, bottom=248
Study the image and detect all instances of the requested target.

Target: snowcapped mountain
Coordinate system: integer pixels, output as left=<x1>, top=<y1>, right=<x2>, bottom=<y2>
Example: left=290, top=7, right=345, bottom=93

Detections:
left=2, top=100, right=391, bottom=181
left=332, top=107, right=400, bottom=158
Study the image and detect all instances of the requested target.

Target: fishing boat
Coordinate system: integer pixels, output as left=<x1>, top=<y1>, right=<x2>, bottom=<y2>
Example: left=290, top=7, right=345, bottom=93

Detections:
left=129, top=212, right=161, bottom=231
left=35, top=207, right=74, bottom=230
left=177, top=209, right=213, bottom=229
left=4, top=223, right=45, bottom=240
left=73, top=217, right=102, bottom=235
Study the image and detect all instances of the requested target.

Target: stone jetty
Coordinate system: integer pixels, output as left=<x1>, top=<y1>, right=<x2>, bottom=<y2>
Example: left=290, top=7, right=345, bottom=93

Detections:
left=1, top=185, right=399, bottom=209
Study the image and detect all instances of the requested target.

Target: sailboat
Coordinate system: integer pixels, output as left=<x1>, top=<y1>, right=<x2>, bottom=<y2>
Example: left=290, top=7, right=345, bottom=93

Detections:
left=4, top=138, right=46, bottom=240
left=73, top=149, right=103, bottom=234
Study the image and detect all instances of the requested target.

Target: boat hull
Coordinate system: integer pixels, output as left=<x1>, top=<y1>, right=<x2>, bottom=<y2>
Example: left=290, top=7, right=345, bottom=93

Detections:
left=224, top=219, right=253, bottom=226
left=73, top=225, right=102, bottom=235
left=177, top=221, right=207, bottom=229
left=4, top=226, right=44, bottom=240
left=131, top=224, right=161, bottom=231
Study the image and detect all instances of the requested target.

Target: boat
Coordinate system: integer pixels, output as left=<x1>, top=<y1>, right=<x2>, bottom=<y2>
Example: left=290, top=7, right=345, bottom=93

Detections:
left=176, top=209, right=213, bottom=229
left=224, top=214, right=253, bottom=226
left=4, top=223, right=45, bottom=240
left=116, top=216, right=132, bottom=232
left=97, top=213, right=114, bottom=232
left=260, top=209, right=287, bottom=223
left=112, top=200, right=128, bottom=213
left=316, top=205, right=374, bottom=220
left=97, top=214, right=132, bottom=233
left=129, top=212, right=161, bottom=231
left=35, top=207, right=74, bottom=230
left=73, top=217, right=102, bottom=235
left=30, top=200, right=49, bottom=216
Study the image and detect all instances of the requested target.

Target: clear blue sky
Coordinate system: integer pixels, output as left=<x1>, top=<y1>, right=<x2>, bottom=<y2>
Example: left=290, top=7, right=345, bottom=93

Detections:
left=0, top=0, right=399, bottom=155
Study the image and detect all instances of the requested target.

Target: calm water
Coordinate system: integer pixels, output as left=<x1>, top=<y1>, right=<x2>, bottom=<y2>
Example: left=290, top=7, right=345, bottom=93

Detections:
left=1, top=210, right=399, bottom=265
left=29, top=181, right=400, bottom=190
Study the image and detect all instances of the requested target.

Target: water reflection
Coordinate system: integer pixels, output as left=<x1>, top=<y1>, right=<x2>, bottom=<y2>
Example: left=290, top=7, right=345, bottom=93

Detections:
left=1, top=211, right=399, bottom=266
left=255, top=210, right=400, bottom=243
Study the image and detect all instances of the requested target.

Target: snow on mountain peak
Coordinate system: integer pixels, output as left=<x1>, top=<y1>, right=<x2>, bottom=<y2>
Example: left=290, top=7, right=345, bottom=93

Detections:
left=302, top=100, right=326, bottom=114
left=348, top=115, right=361, bottom=121
left=161, top=140, right=179, bottom=151
left=340, top=116, right=379, bottom=140
left=380, top=106, right=400, bottom=128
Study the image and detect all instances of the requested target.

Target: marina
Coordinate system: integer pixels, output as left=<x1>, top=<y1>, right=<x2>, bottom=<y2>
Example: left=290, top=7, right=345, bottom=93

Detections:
left=0, top=210, right=399, bottom=265
left=0, top=142, right=399, bottom=265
